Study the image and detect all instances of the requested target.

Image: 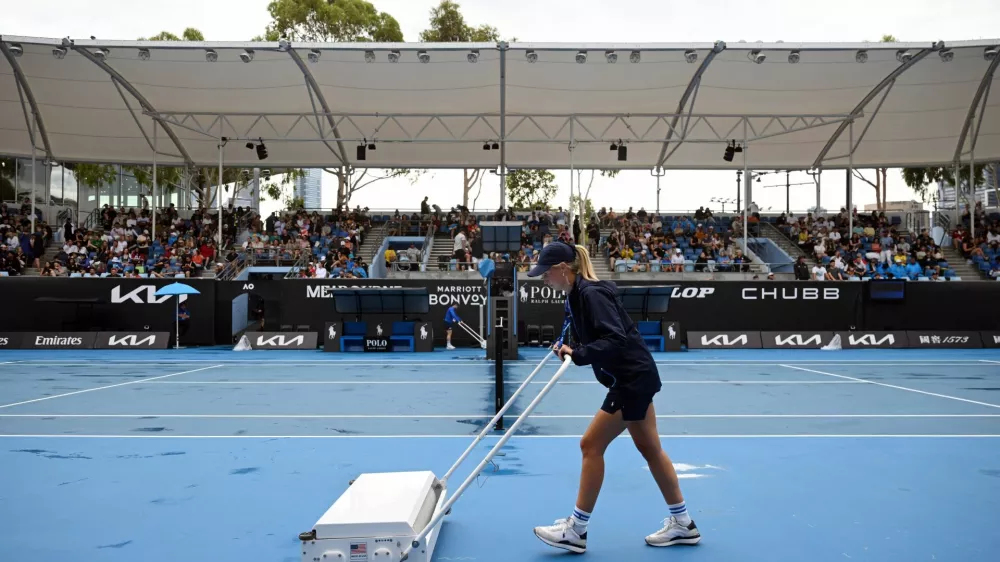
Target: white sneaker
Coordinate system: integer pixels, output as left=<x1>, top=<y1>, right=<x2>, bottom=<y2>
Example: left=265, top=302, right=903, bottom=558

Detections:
left=645, top=516, right=701, bottom=547
left=446, top=343, right=456, bottom=350
left=533, top=517, right=586, bottom=553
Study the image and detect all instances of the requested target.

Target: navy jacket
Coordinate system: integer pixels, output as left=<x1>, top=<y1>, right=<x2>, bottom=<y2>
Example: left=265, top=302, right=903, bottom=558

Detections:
left=565, top=275, right=661, bottom=395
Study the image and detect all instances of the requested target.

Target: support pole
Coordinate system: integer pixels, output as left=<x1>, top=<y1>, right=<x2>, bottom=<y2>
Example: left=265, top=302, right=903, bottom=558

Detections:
left=816, top=167, right=822, bottom=212
left=152, top=121, right=157, bottom=241
left=785, top=170, right=790, bottom=215
left=493, top=316, right=504, bottom=431
left=218, top=117, right=223, bottom=250
left=848, top=120, right=854, bottom=235
left=652, top=167, right=665, bottom=216
left=498, top=44, right=507, bottom=210
left=30, top=118, right=36, bottom=235
left=569, top=119, right=574, bottom=232
left=736, top=170, right=742, bottom=211
left=742, top=119, right=748, bottom=251
left=970, top=144, right=975, bottom=243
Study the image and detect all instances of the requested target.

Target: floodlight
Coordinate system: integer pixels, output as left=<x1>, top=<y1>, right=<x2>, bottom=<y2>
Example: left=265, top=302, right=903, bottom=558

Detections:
left=418, top=50, right=430, bottom=63
left=52, top=47, right=67, bottom=59
left=388, top=50, right=400, bottom=63
left=256, top=142, right=268, bottom=161
left=788, top=50, right=800, bottom=63
left=491, top=142, right=499, bottom=150
left=278, top=38, right=291, bottom=52
left=9, top=44, right=23, bottom=57
left=240, top=49, right=254, bottom=63
left=575, top=50, right=587, bottom=64
left=938, top=49, right=953, bottom=62
left=525, top=50, right=537, bottom=63
left=364, top=50, right=375, bottom=63
left=855, top=50, right=868, bottom=63
left=205, top=49, right=217, bottom=62
left=605, top=50, right=617, bottom=63
left=984, top=46, right=998, bottom=61
left=629, top=50, right=640, bottom=63
left=138, top=48, right=150, bottom=61
left=723, top=141, right=735, bottom=162
left=748, top=50, right=765, bottom=64
left=896, top=49, right=912, bottom=62
left=94, top=48, right=109, bottom=61
left=684, top=50, right=698, bottom=63
left=483, top=143, right=490, bottom=151
left=468, top=49, right=479, bottom=63
left=617, top=145, right=627, bottom=161
left=308, top=49, right=321, bottom=63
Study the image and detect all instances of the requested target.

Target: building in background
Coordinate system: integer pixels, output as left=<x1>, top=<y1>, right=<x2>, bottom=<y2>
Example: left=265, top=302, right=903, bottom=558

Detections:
left=293, top=168, right=322, bottom=209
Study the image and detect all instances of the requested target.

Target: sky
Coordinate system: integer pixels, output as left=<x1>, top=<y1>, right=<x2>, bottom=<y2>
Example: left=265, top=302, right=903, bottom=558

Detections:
left=5, top=0, right=1000, bottom=217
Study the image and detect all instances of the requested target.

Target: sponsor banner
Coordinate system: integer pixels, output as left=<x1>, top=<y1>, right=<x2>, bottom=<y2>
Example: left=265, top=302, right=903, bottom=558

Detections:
left=834, top=331, right=908, bottom=349
left=363, top=338, right=391, bottom=352
left=687, top=331, right=762, bottom=349
left=413, top=321, right=434, bottom=352
left=661, top=321, right=683, bottom=352
left=23, top=332, right=98, bottom=349
left=94, top=332, right=171, bottom=349
left=906, top=331, right=983, bottom=349
left=760, top=331, right=836, bottom=349
left=0, top=332, right=21, bottom=349
left=246, top=332, right=317, bottom=350
left=323, top=322, right=343, bottom=353
left=981, top=332, right=1000, bottom=348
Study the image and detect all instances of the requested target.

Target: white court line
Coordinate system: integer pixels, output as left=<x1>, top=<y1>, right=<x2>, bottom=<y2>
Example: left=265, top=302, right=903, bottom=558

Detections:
left=980, top=360, right=1000, bottom=364
left=143, top=380, right=865, bottom=385
left=0, top=365, right=224, bottom=410
left=0, top=361, right=19, bottom=365
left=0, top=434, right=997, bottom=439
left=6, top=360, right=997, bottom=365
left=780, top=365, right=1000, bottom=410
left=2, top=413, right=997, bottom=419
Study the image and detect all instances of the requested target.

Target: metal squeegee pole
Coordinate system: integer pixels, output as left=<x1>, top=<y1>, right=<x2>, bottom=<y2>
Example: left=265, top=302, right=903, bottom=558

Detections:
left=457, top=321, right=485, bottom=345
left=405, top=355, right=575, bottom=561
left=441, top=350, right=555, bottom=483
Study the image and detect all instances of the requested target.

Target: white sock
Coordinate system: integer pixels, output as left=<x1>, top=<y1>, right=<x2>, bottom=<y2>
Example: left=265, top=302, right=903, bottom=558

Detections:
left=569, top=506, right=591, bottom=534
left=668, top=501, right=691, bottom=526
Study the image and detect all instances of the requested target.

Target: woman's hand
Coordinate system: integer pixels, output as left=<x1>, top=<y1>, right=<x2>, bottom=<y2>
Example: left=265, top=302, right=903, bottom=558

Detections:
left=553, top=343, right=573, bottom=360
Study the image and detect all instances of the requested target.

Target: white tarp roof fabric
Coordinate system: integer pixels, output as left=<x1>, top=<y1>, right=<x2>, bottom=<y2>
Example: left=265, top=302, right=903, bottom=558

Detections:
left=1, top=36, right=997, bottom=171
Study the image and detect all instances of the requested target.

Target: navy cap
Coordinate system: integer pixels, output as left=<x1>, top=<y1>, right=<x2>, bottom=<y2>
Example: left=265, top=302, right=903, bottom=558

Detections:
left=526, top=242, right=576, bottom=277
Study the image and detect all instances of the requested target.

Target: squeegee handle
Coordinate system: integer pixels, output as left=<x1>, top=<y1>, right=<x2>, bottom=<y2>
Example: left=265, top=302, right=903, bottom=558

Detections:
left=441, top=351, right=553, bottom=482
left=404, top=355, right=574, bottom=561
left=457, top=321, right=485, bottom=344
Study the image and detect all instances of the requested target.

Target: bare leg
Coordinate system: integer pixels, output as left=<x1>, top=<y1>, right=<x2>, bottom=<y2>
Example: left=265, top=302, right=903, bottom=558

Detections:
left=626, top=402, right=684, bottom=505
left=575, top=409, right=627, bottom=512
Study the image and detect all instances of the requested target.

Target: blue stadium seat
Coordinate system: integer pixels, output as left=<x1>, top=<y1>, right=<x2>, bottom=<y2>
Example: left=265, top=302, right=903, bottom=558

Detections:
left=636, top=321, right=664, bottom=351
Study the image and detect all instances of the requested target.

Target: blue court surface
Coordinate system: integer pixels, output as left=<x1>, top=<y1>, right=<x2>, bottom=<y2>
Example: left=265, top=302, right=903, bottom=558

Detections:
left=2, top=348, right=999, bottom=562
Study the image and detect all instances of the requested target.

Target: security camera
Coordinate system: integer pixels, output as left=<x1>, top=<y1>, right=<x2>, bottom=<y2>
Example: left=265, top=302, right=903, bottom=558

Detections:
left=9, top=44, right=23, bottom=57
left=240, top=49, right=254, bottom=63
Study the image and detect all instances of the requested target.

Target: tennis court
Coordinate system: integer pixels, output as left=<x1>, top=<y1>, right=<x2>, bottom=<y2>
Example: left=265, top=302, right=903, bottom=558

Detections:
left=2, top=348, right=999, bottom=562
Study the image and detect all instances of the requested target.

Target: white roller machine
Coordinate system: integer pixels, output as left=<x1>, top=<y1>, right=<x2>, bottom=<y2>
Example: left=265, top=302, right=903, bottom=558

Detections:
left=299, top=353, right=573, bottom=562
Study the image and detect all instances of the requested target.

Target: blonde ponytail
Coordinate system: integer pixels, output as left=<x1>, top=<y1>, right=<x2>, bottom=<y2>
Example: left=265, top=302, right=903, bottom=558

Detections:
left=571, top=244, right=599, bottom=281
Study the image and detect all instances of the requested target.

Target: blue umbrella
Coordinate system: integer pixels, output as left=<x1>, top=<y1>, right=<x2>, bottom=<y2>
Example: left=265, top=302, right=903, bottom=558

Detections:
left=154, top=282, right=201, bottom=297
left=155, top=283, right=200, bottom=348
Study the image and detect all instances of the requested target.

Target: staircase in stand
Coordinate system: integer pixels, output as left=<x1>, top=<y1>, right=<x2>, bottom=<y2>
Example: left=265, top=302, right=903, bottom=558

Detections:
left=758, top=222, right=816, bottom=266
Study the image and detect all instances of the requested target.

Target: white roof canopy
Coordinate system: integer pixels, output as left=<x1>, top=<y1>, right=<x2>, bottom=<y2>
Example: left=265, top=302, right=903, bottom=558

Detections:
left=1, top=36, right=997, bottom=171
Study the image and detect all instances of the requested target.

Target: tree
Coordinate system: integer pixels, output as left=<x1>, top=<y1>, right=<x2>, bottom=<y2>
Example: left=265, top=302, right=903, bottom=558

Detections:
left=322, top=167, right=423, bottom=209
left=506, top=170, right=558, bottom=210
left=263, top=0, right=404, bottom=42
left=139, top=28, right=204, bottom=41
left=902, top=164, right=987, bottom=204
left=571, top=169, right=617, bottom=243
left=419, top=1, right=499, bottom=42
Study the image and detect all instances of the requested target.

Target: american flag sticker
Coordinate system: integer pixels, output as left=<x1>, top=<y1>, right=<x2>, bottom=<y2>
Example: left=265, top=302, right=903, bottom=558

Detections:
left=350, top=542, right=368, bottom=562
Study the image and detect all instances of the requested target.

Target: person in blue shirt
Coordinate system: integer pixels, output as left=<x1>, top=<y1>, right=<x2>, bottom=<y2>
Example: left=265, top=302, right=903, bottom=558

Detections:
left=904, top=256, right=923, bottom=279
left=527, top=241, right=699, bottom=553
left=444, top=304, right=461, bottom=350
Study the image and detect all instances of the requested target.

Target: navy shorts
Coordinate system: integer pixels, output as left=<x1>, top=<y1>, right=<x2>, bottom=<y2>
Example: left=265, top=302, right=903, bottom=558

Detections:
left=601, top=389, right=654, bottom=421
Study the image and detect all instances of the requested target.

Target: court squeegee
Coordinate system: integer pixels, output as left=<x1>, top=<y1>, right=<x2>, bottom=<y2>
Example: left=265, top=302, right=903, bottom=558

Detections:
left=298, top=353, right=574, bottom=562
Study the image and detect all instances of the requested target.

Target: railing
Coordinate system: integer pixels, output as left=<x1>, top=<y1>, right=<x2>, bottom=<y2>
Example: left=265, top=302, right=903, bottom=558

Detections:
left=284, top=255, right=310, bottom=278
left=216, top=251, right=255, bottom=281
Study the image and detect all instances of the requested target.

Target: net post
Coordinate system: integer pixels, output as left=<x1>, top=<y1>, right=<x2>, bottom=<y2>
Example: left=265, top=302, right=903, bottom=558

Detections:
left=494, top=315, right=504, bottom=430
